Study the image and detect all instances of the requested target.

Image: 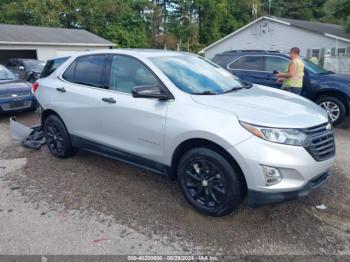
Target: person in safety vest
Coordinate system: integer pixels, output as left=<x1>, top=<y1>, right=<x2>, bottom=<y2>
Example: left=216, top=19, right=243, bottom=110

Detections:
left=275, top=47, right=304, bottom=95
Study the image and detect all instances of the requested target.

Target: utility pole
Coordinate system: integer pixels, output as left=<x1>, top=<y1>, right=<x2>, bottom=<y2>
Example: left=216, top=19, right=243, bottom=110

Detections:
left=268, top=0, right=272, bottom=16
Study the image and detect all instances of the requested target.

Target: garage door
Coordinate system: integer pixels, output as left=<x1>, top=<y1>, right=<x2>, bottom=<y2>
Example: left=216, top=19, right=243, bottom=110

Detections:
left=0, top=50, right=37, bottom=65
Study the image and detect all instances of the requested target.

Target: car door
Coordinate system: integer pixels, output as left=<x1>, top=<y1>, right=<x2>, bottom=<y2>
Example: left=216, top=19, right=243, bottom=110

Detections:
left=99, top=54, right=169, bottom=164
left=227, top=55, right=267, bottom=85
left=263, top=56, right=290, bottom=89
left=7, top=60, right=22, bottom=78
left=14, top=60, right=26, bottom=79
left=52, top=54, right=109, bottom=141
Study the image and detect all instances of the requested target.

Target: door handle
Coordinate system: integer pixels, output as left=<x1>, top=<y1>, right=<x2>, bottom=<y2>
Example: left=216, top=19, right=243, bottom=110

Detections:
left=102, top=97, right=116, bottom=104
left=56, top=87, right=66, bottom=93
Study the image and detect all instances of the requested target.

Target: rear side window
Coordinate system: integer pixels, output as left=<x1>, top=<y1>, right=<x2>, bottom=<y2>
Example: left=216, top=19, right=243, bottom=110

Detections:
left=40, top=57, right=69, bottom=78
left=62, top=54, right=106, bottom=88
left=228, top=56, right=264, bottom=71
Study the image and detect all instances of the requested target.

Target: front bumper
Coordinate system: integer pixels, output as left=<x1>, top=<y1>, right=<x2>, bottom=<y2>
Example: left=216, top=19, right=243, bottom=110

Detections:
left=228, top=135, right=335, bottom=204
left=248, top=171, right=330, bottom=207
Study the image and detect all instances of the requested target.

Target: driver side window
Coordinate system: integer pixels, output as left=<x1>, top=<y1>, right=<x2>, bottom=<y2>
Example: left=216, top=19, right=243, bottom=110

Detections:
left=109, top=55, right=159, bottom=94
left=265, top=57, right=289, bottom=72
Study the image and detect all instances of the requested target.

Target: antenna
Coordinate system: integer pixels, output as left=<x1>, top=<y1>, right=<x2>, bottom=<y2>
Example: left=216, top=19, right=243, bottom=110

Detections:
left=252, top=2, right=258, bottom=21
left=268, top=0, right=272, bottom=16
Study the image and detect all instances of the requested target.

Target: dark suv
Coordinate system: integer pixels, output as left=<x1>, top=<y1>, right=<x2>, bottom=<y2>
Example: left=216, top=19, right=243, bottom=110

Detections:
left=7, top=58, right=45, bottom=83
left=212, top=50, right=350, bottom=125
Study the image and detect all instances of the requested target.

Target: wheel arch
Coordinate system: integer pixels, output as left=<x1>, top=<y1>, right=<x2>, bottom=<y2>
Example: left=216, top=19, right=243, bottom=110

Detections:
left=169, top=138, right=247, bottom=192
left=41, top=109, right=67, bottom=128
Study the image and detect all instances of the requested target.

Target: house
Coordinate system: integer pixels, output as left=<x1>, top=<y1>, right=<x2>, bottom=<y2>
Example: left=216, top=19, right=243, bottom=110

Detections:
left=0, top=23, right=115, bottom=64
left=199, top=16, right=350, bottom=62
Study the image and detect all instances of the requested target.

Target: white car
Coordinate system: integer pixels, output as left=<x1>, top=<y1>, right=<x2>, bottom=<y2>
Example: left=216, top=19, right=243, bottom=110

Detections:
left=34, top=49, right=335, bottom=216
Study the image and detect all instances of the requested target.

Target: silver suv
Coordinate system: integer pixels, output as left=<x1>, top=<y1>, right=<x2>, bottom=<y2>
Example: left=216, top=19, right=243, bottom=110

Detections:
left=34, top=49, right=335, bottom=216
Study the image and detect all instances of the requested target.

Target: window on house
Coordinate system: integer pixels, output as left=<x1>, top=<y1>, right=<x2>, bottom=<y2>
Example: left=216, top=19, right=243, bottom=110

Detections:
left=337, top=48, right=346, bottom=56
left=311, top=49, right=320, bottom=59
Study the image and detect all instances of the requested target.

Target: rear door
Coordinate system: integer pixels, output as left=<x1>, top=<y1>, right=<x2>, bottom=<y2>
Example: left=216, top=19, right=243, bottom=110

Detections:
left=52, top=54, right=109, bottom=141
left=227, top=55, right=267, bottom=85
left=98, top=54, right=168, bottom=164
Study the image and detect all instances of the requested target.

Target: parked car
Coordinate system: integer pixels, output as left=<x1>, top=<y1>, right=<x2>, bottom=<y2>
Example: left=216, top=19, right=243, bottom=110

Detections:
left=7, top=58, right=45, bottom=83
left=34, top=49, right=335, bottom=216
left=0, top=65, right=37, bottom=114
left=212, top=50, right=350, bottom=125
left=40, top=56, right=71, bottom=79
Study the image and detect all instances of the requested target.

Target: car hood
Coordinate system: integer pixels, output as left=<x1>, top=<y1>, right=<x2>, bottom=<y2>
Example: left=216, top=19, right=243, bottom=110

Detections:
left=191, top=85, right=328, bottom=128
left=0, top=79, right=32, bottom=94
left=322, top=74, right=350, bottom=82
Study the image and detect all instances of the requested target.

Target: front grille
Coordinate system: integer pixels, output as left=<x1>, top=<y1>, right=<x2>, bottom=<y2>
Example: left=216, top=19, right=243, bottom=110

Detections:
left=304, top=123, right=335, bottom=161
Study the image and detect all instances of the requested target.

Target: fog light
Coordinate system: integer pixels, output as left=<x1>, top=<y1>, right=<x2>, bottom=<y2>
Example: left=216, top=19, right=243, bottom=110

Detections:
left=261, top=165, right=282, bottom=186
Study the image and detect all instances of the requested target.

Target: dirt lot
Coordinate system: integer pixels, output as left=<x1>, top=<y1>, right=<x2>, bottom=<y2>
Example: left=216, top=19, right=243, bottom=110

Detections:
left=0, top=111, right=349, bottom=256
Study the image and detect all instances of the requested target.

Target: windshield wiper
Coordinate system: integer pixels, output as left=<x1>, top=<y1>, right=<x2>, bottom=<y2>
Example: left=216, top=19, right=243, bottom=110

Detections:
left=192, top=91, right=217, bottom=95
left=222, top=86, right=244, bottom=93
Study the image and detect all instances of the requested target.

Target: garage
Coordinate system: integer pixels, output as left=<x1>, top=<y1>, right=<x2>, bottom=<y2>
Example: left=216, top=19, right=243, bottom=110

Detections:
left=0, top=50, right=37, bottom=65
left=0, top=23, right=114, bottom=65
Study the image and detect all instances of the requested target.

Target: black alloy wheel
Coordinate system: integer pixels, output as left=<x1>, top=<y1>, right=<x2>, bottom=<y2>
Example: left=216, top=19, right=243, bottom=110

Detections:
left=178, top=148, right=244, bottom=216
left=44, top=115, right=76, bottom=158
left=183, top=160, right=226, bottom=208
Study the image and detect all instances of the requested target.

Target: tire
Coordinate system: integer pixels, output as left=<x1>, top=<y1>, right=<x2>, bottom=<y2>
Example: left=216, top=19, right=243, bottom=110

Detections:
left=177, top=148, right=244, bottom=217
left=44, top=115, right=76, bottom=158
left=316, top=96, right=346, bottom=125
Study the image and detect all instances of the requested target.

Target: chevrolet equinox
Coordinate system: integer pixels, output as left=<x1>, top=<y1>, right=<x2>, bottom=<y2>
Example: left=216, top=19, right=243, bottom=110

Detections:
left=34, top=49, right=336, bottom=216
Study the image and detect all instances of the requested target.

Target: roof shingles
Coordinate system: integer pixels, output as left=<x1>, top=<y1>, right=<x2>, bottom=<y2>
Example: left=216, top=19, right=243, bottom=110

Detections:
left=278, top=17, right=350, bottom=40
left=0, top=23, right=114, bottom=46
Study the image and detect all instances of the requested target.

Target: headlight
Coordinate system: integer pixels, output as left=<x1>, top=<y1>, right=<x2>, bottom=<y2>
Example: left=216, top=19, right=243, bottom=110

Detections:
left=240, top=122, right=307, bottom=146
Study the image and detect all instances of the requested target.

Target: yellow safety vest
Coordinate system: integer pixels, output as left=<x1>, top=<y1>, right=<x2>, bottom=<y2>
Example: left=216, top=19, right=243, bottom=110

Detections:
left=283, top=58, right=304, bottom=88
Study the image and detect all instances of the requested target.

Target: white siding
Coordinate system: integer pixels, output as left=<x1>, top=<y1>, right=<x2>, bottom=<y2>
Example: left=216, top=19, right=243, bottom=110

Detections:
left=203, top=18, right=350, bottom=59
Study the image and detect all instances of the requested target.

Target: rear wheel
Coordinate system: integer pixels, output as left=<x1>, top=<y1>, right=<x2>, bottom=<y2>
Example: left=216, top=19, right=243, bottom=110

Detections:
left=177, top=148, right=244, bottom=216
left=44, top=115, right=76, bottom=158
left=316, top=96, right=346, bottom=125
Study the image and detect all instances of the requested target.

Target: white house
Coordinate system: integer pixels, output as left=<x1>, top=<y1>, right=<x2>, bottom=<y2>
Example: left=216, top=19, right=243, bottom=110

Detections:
left=0, top=23, right=115, bottom=64
left=199, top=16, right=350, bottom=61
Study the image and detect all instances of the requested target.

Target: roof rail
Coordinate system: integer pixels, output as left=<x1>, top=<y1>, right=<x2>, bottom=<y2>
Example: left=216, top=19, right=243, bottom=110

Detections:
left=221, top=49, right=281, bottom=54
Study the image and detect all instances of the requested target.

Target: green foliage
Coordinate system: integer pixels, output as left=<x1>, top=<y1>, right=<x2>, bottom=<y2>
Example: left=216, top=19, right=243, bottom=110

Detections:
left=0, top=0, right=348, bottom=52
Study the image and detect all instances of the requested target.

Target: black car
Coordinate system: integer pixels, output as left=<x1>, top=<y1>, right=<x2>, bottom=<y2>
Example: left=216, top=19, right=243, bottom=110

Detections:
left=212, top=50, right=350, bottom=125
left=7, top=58, right=45, bottom=83
left=0, top=65, right=37, bottom=114
left=40, top=56, right=70, bottom=79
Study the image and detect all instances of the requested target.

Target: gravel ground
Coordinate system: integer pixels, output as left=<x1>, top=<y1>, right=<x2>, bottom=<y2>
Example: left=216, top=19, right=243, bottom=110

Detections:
left=0, top=111, right=349, bottom=256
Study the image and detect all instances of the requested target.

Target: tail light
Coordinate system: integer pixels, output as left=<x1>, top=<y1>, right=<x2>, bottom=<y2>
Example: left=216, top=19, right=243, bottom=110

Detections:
left=32, top=82, right=39, bottom=93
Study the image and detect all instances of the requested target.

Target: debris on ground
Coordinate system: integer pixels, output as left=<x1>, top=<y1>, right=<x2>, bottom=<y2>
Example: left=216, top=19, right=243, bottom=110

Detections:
left=9, top=117, right=45, bottom=150
left=10, top=186, right=20, bottom=190
left=92, top=238, right=109, bottom=244
left=316, top=204, right=327, bottom=210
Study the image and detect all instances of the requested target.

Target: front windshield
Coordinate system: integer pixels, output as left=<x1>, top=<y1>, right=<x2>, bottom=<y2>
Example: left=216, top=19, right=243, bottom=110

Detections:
left=0, top=65, right=16, bottom=80
left=302, top=58, right=328, bottom=74
left=23, top=60, right=45, bottom=71
left=151, top=55, right=247, bottom=94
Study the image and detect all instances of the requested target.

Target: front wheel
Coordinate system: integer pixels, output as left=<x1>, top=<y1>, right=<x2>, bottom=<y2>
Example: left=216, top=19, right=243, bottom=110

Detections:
left=177, top=148, right=244, bottom=217
left=316, top=96, right=346, bottom=125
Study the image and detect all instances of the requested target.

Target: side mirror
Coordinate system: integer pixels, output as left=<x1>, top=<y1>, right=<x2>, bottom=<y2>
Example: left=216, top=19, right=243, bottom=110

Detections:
left=18, top=66, right=25, bottom=70
left=132, top=85, right=171, bottom=100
